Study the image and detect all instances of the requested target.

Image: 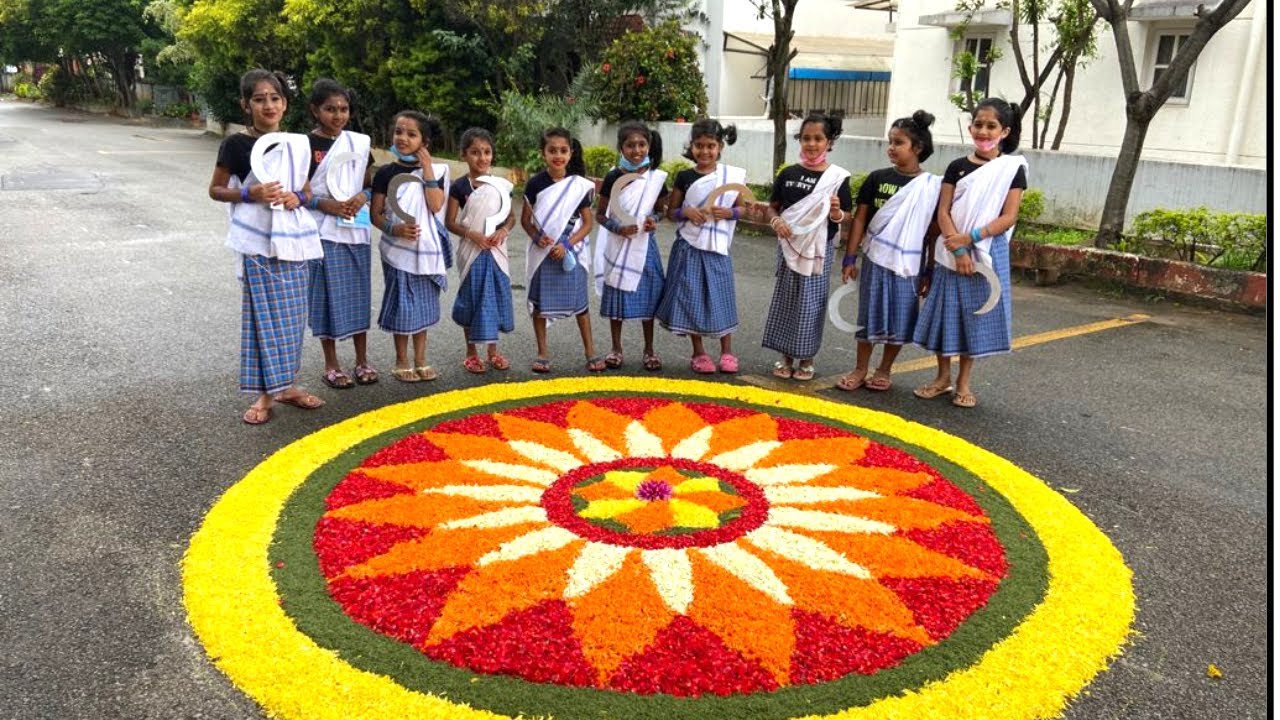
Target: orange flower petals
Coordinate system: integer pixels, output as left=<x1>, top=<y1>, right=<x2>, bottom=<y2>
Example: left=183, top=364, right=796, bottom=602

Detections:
left=803, top=530, right=993, bottom=580
left=569, top=553, right=675, bottom=681
left=688, top=551, right=796, bottom=684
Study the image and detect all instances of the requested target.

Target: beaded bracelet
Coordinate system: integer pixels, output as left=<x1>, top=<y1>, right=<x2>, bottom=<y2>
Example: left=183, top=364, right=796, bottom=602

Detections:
left=239, top=186, right=251, bottom=203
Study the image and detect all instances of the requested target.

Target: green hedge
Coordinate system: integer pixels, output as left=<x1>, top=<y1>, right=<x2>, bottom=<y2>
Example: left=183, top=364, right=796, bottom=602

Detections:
left=1127, top=207, right=1266, bottom=272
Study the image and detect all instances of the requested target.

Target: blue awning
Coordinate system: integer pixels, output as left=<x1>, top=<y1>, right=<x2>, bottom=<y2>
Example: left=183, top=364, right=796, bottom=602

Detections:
left=788, top=68, right=891, bottom=81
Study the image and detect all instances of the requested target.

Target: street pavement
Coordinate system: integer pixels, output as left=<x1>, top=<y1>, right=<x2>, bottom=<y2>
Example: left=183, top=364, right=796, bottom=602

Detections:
left=0, top=97, right=1269, bottom=719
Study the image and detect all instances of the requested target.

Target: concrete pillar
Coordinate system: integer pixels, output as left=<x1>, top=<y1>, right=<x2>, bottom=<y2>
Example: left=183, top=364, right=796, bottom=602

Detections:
left=1224, top=0, right=1263, bottom=165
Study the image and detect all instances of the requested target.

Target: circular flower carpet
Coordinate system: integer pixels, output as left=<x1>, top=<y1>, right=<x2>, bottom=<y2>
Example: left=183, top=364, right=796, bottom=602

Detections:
left=183, top=378, right=1133, bottom=720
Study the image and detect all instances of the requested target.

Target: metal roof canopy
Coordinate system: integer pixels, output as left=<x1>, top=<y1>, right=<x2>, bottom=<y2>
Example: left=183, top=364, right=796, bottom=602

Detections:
left=723, top=32, right=894, bottom=77
left=918, top=8, right=1013, bottom=28
left=1129, top=0, right=1222, bottom=20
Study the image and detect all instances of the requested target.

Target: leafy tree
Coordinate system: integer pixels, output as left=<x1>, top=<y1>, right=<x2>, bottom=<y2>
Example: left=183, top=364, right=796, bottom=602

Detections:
left=580, top=19, right=706, bottom=122
left=1088, top=0, right=1250, bottom=246
left=180, top=0, right=302, bottom=123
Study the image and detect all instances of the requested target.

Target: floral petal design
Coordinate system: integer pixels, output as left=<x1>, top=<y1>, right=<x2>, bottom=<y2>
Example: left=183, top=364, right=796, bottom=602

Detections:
left=624, top=420, right=666, bottom=457
left=670, top=425, right=713, bottom=460
left=710, top=441, right=783, bottom=471
left=767, top=506, right=898, bottom=535
left=567, top=428, right=623, bottom=463
left=697, top=543, right=793, bottom=605
left=563, top=543, right=632, bottom=599
left=476, top=526, right=581, bottom=567
left=743, top=525, right=872, bottom=579
left=642, top=548, right=694, bottom=613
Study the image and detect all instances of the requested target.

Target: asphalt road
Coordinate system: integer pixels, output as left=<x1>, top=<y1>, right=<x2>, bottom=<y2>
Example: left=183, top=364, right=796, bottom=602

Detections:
left=0, top=98, right=1269, bottom=719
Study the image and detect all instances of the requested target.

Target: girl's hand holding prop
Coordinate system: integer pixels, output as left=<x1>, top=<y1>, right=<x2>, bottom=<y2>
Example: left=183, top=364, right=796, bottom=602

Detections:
left=473, top=176, right=511, bottom=237
left=607, top=173, right=642, bottom=228
left=701, top=183, right=754, bottom=222
left=249, top=133, right=294, bottom=211
left=386, top=174, right=427, bottom=225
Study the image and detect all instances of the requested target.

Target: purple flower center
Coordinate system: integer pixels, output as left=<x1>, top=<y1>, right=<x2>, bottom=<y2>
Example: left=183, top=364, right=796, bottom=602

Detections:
left=636, top=479, right=674, bottom=501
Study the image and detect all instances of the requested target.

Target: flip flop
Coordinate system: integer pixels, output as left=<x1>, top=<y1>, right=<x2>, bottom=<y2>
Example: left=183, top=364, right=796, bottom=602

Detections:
left=866, top=370, right=892, bottom=391
left=531, top=357, right=552, bottom=374
left=836, top=370, right=867, bottom=392
left=321, top=368, right=354, bottom=389
left=772, top=360, right=794, bottom=379
left=392, top=367, right=420, bottom=383
left=273, top=391, right=325, bottom=409
left=690, top=354, right=716, bottom=374
left=952, top=391, right=978, bottom=408
left=643, top=353, right=663, bottom=372
left=913, top=382, right=954, bottom=400
left=462, top=355, right=487, bottom=374
left=488, top=353, right=511, bottom=371
left=242, top=406, right=272, bottom=425
left=586, top=356, right=607, bottom=372
left=353, top=363, right=379, bottom=385
left=793, top=363, right=816, bottom=382
left=604, top=351, right=624, bottom=369
left=416, top=365, right=439, bottom=381
left=718, top=353, right=739, bottom=373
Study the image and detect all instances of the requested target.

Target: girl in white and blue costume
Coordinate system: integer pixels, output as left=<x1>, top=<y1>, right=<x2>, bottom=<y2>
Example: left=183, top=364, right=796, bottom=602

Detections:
left=913, top=97, right=1028, bottom=409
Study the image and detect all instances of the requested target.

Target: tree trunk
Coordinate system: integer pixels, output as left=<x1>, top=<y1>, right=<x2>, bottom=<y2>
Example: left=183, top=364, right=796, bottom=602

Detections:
left=1031, top=21, right=1040, bottom=148
left=1039, top=65, right=1064, bottom=147
left=770, top=22, right=791, bottom=173
left=1051, top=64, right=1075, bottom=150
left=1094, top=110, right=1150, bottom=247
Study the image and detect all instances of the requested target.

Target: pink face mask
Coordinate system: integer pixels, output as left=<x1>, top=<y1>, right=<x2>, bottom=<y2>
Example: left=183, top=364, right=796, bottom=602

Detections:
left=974, top=137, right=1000, bottom=153
left=800, top=148, right=828, bottom=169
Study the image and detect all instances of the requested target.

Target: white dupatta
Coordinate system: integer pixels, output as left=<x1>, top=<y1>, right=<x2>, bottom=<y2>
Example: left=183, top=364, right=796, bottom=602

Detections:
left=225, top=133, right=321, bottom=267
left=677, top=163, right=747, bottom=255
left=524, top=175, right=595, bottom=295
left=593, top=168, right=667, bottom=295
left=308, top=130, right=371, bottom=245
left=863, top=173, right=942, bottom=278
left=380, top=164, right=451, bottom=277
left=935, top=154, right=1028, bottom=271
left=778, top=164, right=850, bottom=277
left=455, top=175, right=514, bottom=281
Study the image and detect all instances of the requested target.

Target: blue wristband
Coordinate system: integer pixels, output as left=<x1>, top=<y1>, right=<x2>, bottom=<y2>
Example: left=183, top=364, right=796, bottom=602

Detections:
left=308, top=195, right=321, bottom=210
left=603, top=218, right=622, bottom=234
left=674, top=207, right=686, bottom=221
left=731, top=206, right=741, bottom=221
left=363, top=188, right=373, bottom=202
left=239, top=186, right=251, bottom=203
left=294, top=191, right=307, bottom=206
left=952, top=246, right=969, bottom=256
left=422, top=178, right=441, bottom=189
left=842, top=253, right=858, bottom=269
left=970, top=227, right=982, bottom=242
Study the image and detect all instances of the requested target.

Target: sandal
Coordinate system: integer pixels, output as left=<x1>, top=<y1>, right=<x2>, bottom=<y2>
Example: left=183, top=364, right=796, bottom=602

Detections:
left=416, top=365, right=439, bottom=381
left=643, top=353, right=663, bottom=372
left=772, top=360, right=794, bottom=379
left=488, top=353, right=510, bottom=371
left=353, top=363, right=379, bottom=385
left=866, top=370, right=892, bottom=392
left=273, top=390, right=325, bottom=409
left=836, top=369, right=867, bottom=392
left=392, top=366, right=420, bottom=383
left=913, top=381, right=954, bottom=400
left=604, top=351, right=624, bottom=369
left=690, top=354, right=716, bottom=374
left=242, top=405, right=272, bottom=425
left=585, top=356, right=607, bottom=372
left=531, top=357, right=552, bottom=374
left=952, top=391, right=978, bottom=408
left=462, top=355, right=486, bottom=374
left=322, top=368, right=354, bottom=390
left=793, top=363, right=816, bottom=382
left=718, top=353, right=739, bottom=374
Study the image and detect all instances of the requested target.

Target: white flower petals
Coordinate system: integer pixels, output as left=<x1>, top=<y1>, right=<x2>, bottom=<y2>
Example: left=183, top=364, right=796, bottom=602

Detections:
left=764, top=486, right=881, bottom=504
left=476, top=526, right=580, bottom=567
left=642, top=549, right=694, bottom=613
left=670, top=426, right=713, bottom=461
left=568, top=429, right=622, bottom=463
left=744, top=525, right=872, bottom=579
left=564, top=544, right=632, bottom=598
left=766, top=507, right=897, bottom=535
left=439, top=505, right=547, bottom=530
left=461, top=460, right=559, bottom=486
left=697, top=544, right=792, bottom=605
left=507, top=440, right=584, bottom=473
left=421, top=485, right=544, bottom=503
left=624, top=420, right=665, bottom=457
left=709, top=441, right=782, bottom=471
left=745, top=464, right=837, bottom=486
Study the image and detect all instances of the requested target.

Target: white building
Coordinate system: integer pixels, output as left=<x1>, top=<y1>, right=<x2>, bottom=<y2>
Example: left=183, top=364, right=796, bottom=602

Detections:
left=883, top=0, right=1266, bottom=167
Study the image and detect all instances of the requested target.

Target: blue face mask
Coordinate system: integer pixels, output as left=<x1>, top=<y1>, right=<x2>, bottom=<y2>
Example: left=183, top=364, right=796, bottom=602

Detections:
left=618, top=154, right=650, bottom=172
left=390, top=147, right=418, bottom=163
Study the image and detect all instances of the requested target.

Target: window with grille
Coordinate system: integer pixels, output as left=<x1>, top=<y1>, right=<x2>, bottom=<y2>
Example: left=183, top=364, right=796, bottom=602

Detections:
left=1152, top=33, right=1193, bottom=100
left=959, top=36, right=995, bottom=97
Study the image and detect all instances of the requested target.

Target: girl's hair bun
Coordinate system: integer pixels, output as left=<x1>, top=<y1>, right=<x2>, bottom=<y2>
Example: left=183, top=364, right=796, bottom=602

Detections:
left=723, top=124, right=738, bottom=145
left=911, top=110, right=935, bottom=129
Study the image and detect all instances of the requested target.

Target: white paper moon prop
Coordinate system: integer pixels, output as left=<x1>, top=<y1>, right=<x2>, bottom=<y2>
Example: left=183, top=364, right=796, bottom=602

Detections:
left=606, top=173, right=643, bottom=227
left=474, top=175, right=513, bottom=236
left=826, top=281, right=863, bottom=334
left=249, top=133, right=295, bottom=210
left=701, top=183, right=756, bottom=213
left=386, top=174, right=427, bottom=225
left=971, top=261, right=1002, bottom=315
left=323, top=151, right=363, bottom=203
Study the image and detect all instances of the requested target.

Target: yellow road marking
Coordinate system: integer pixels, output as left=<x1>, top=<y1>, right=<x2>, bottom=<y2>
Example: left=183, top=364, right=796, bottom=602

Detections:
left=741, top=313, right=1152, bottom=392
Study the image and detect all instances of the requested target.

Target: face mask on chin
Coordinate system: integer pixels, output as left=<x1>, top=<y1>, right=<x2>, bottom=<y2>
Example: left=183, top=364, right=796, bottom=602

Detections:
left=391, top=147, right=419, bottom=162
left=973, top=138, right=1000, bottom=153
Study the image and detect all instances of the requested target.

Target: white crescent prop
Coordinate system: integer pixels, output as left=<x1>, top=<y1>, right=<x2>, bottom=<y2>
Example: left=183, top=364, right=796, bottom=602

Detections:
left=701, top=183, right=756, bottom=213
left=606, top=173, right=643, bottom=227
left=971, top=261, right=1002, bottom=315
left=826, top=280, right=863, bottom=334
left=386, top=173, right=426, bottom=225
left=474, top=175, right=512, bottom=236
left=323, top=151, right=363, bottom=203
left=249, top=133, right=291, bottom=210
left=785, top=198, right=833, bottom=238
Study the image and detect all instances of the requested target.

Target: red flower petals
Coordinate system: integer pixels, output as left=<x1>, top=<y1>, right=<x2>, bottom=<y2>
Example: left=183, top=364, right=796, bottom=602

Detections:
left=359, top=434, right=448, bottom=468
left=682, top=401, right=758, bottom=424
left=607, top=616, right=779, bottom=696
left=905, top=522, right=1009, bottom=578
left=789, top=610, right=923, bottom=683
left=859, top=441, right=942, bottom=477
left=325, top=472, right=415, bottom=511
left=423, top=601, right=597, bottom=687
left=430, top=414, right=503, bottom=437
left=313, top=517, right=430, bottom=577
left=774, top=417, right=849, bottom=441
left=905, top=478, right=986, bottom=516
left=590, top=397, right=670, bottom=420
left=880, top=576, right=1001, bottom=641
left=504, top=400, right=576, bottom=427
left=328, top=567, right=471, bottom=646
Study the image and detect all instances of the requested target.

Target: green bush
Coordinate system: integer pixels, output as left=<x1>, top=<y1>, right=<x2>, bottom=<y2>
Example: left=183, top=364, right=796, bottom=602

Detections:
left=849, top=173, right=868, bottom=200
left=494, top=90, right=587, bottom=174
left=14, top=81, right=40, bottom=99
left=1017, top=223, right=1091, bottom=246
left=137, top=99, right=156, bottom=115
left=583, top=145, right=615, bottom=178
left=37, top=66, right=75, bottom=106
left=659, top=158, right=692, bottom=189
left=162, top=101, right=197, bottom=118
left=1129, top=207, right=1266, bottom=272
left=581, top=20, right=707, bottom=122
left=1019, top=188, right=1045, bottom=223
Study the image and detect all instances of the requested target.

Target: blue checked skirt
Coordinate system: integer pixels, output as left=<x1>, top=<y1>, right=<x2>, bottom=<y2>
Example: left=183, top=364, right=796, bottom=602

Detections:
left=309, top=240, right=371, bottom=340
left=600, top=232, right=665, bottom=321
left=451, top=251, right=515, bottom=343
left=528, top=226, right=590, bottom=319
left=240, top=255, right=309, bottom=395
left=378, top=261, right=443, bottom=335
left=762, top=238, right=835, bottom=360
left=913, top=236, right=1013, bottom=358
left=656, top=238, right=738, bottom=338
left=855, top=258, right=920, bottom=345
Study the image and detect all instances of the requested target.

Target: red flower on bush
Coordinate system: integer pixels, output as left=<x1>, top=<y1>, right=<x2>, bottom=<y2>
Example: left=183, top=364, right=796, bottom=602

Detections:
left=601, top=63, right=611, bottom=74
left=635, top=75, right=647, bottom=87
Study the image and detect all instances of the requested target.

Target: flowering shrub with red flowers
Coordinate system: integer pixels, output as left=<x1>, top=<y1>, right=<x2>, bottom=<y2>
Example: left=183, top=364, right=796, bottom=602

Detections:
left=581, top=20, right=707, bottom=122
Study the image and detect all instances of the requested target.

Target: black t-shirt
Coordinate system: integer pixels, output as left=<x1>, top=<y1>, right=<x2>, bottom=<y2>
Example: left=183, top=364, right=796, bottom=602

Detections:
left=673, top=168, right=710, bottom=194
left=449, top=176, right=475, bottom=209
left=943, top=155, right=1028, bottom=189
left=523, top=171, right=594, bottom=211
left=307, top=132, right=375, bottom=182
left=600, top=168, right=670, bottom=202
left=770, top=164, right=854, bottom=237
left=856, top=167, right=924, bottom=225
left=215, top=133, right=257, bottom=183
